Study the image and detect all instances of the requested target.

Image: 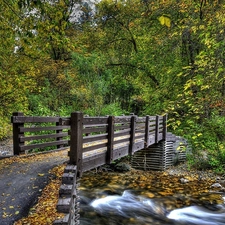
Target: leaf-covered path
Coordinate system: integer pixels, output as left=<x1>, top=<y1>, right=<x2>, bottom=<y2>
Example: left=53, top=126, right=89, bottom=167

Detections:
left=0, top=150, right=68, bottom=225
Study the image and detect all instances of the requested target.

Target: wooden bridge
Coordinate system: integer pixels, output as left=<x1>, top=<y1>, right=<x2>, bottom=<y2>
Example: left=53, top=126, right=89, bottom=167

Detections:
left=11, top=111, right=167, bottom=173
left=11, top=111, right=168, bottom=225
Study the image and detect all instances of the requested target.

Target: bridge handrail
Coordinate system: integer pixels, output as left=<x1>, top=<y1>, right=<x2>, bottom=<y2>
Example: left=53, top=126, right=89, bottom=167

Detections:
left=11, top=112, right=70, bottom=155
left=67, top=112, right=167, bottom=177
left=11, top=112, right=167, bottom=176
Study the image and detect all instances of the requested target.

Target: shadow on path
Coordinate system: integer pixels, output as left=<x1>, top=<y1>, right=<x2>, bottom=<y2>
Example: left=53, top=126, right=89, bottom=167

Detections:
left=0, top=150, right=69, bottom=225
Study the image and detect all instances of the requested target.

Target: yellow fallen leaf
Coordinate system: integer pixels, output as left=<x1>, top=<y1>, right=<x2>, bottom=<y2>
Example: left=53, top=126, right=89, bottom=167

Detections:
left=9, top=206, right=14, bottom=209
left=38, top=173, right=45, bottom=176
left=15, top=211, right=20, bottom=215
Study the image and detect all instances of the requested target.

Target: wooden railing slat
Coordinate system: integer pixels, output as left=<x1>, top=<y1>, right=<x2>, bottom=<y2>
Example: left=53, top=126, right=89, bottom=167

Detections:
left=83, top=117, right=108, bottom=125
left=83, top=126, right=108, bottom=134
left=20, top=132, right=68, bottom=142
left=11, top=116, right=60, bottom=123
left=114, top=124, right=131, bottom=130
left=19, top=140, right=69, bottom=151
left=114, top=129, right=131, bottom=137
left=19, top=125, right=70, bottom=132
left=83, top=142, right=108, bottom=153
left=114, top=137, right=130, bottom=145
left=83, top=133, right=108, bottom=144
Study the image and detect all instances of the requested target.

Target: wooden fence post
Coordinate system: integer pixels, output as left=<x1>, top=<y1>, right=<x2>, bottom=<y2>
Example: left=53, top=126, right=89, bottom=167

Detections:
left=12, top=112, right=24, bottom=155
left=56, top=119, right=63, bottom=149
left=129, top=115, right=136, bottom=155
left=107, top=116, right=114, bottom=164
left=144, top=115, right=150, bottom=148
left=69, top=112, right=83, bottom=177
left=155, top=115, right=159, bottom=144
left=162, top=114, right=167, bottom=140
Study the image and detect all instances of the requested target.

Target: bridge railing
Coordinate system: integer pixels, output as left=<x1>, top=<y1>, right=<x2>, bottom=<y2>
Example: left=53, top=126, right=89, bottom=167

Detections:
left=11, top=112, right=70, bottom=155
left=65, top=112, right=167, bottom=177
left=11, top=112, right=167, bottom=172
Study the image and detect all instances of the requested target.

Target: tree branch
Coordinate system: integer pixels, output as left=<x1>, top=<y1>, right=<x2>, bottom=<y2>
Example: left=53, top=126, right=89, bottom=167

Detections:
left=106, top=62, right=159, bottom=86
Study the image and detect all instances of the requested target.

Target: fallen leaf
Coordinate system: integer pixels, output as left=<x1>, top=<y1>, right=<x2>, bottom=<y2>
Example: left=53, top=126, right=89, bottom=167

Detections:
left=38, top=173, right=45, bottom=177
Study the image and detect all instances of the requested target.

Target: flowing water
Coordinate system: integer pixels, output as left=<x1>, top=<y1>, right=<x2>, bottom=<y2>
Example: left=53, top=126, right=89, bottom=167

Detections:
left=78, top=170, right=225, bottom=225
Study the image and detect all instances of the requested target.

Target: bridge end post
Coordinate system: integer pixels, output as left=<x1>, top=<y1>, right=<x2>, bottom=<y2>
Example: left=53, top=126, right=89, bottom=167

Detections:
left=11, top=112, right=24, bottom=155
left=162, top=114, right=167, bottom=140
left=69, top=112, right=83, bottom=177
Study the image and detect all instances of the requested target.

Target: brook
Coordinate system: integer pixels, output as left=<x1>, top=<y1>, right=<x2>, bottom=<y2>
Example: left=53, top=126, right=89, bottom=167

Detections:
left=78, top=170, right=225, bottom=225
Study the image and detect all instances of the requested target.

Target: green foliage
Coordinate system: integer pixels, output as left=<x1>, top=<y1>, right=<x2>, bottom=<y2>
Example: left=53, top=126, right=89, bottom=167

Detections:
left=100, top=103, right=126, bottom=116
left=0, top=0, right=225, bottom=173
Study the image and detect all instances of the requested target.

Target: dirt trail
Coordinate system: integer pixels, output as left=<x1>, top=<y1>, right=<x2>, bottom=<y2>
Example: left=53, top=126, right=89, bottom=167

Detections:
left=0, top=150, right=69, bottom=225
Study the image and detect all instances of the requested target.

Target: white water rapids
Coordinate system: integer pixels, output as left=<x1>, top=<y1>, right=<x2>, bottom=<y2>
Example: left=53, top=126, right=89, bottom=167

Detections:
left=88, top=192, right=225, bottom=225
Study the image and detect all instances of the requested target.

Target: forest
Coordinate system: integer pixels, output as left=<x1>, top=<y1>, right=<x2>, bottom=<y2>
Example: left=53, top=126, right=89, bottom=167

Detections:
left=0, top=0, right=225, bottom=172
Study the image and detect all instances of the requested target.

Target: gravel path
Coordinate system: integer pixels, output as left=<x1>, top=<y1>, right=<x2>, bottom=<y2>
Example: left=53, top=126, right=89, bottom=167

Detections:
left=0, top=150, right=69, bottom=225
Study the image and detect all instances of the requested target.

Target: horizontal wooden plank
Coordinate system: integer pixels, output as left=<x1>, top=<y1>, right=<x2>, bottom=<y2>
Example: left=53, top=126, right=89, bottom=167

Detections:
left=19, top=126, right=70, bottom=132
left=19, top=140, right=69, bottom=151
left=83, top=142, right=108, bottom=153
left=112, top=145, right=129, bottom=160
left=82, top=152, right=107, bottom=172
left=133, top=141, right=145, bottom=153
left=114, top=123, right=130, bottom=130
left=136, top=124, right=145, bottom=129
left=135, top=133, right=145, bottom=140
left=136, top=117, right=146, bottom=123
left=83, top=117, right=108, bottom=125
left=149, top=121, right=157, bottom=126
left=11, top=116, right=61, bottom=123
left=84, top=124, right=109, bottom=128
left=114, top=129, right=131, bottom=137
left=59, top=118, right=71, bottom=126
left=83, top=134, right=108, bottom=144
left=114, top=116, right=132, bottom=123
left=149, top=127, right=156, bottom=132
left=20, top=132, right=69, bottom=142
left=114, top=137, right=130, bottom=145
left=83, top=126, right=108, bottom=134
left=149, top=116, right=157, bottom=121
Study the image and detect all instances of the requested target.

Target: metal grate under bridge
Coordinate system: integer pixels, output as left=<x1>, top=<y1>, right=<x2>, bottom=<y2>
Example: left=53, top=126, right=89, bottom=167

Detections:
left=131, top=132, right=191, bottom=171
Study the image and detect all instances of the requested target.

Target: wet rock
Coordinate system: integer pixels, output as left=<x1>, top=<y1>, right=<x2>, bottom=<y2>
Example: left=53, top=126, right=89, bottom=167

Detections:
left=211, top=183, right=222, bottom=188
left=114, top=162, right=131, bottom=172
left=180, top=178, right=189, bottom=184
